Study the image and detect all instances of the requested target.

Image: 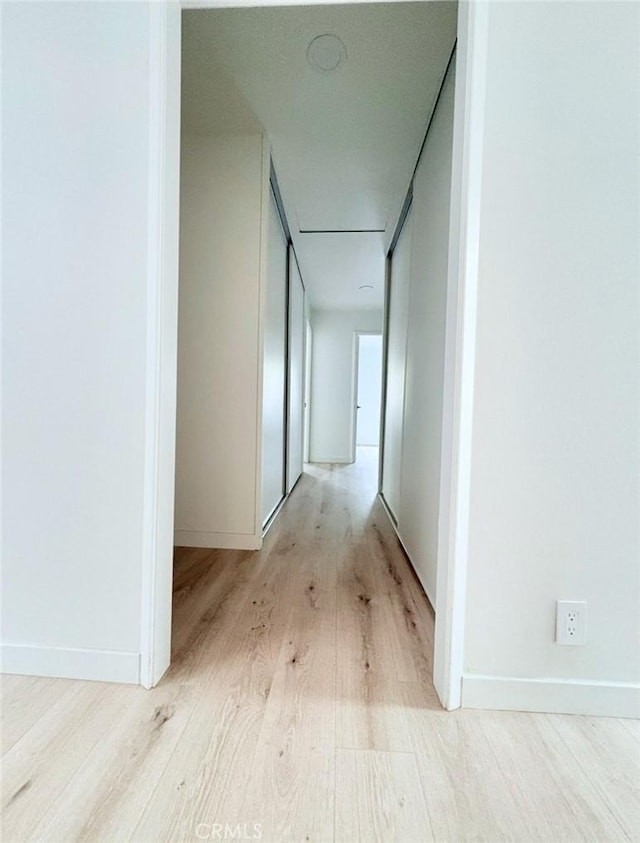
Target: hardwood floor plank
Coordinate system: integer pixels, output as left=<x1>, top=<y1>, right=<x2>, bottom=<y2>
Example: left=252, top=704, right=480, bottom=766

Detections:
left=27, top=681, right=198, bottom=843
left=365, top=505, right=436, bottom=689
left=402, top=683, right=541, bottom=842
left=467, top=709, right=636, bottom=842
left=131, top=509, right=327, bottom=842
left=618, top=717, right=640, bottom=742
left=172, top=546, right=222, bottom=593
left=335, top=540, right=412, bottom=752
left=334, top=513, right=438, bottom=752
left=545, top=713, right=640, bottom=839
left=1, top=675, right=79, bottom=755
left=226, top=514, right=338, bottom=842
left=465, top=709, right=623, bottom=842
left=335, top=748, right=433, bottom=843
left=236, top=602, right=337, bottom=842
left=1, top=682, right=135, bottom=841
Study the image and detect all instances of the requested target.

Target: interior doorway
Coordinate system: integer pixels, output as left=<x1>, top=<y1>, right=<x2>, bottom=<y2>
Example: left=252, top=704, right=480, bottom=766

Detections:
left=141, top=0, right=487, bottom=714
left=303, top=319, right=312, bottom=464
left=354, top=333, right=383, bottom=459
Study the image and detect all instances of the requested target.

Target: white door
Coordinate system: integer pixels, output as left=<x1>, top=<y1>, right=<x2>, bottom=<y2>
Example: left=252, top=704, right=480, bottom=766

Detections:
left=303, top=320, right=312, bottom=463
left=286, top=251, right=305, bottom=492
left=356, top=334, right=383, bottom=446
left=381, top=206, right=413, bottom=521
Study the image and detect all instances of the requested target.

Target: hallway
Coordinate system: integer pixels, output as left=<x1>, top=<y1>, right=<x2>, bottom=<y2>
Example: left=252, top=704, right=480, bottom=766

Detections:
left=2, top=452, right=638, bottom=842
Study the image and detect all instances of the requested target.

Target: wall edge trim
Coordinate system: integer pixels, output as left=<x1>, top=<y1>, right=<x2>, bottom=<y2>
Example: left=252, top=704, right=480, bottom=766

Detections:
left=174, top=531, right=262, bottom=550
left=462, top=673, right=640, bottom=719
left=308, top=456, right=353, bottom=464
left=1, top=644, right=140, bottom=685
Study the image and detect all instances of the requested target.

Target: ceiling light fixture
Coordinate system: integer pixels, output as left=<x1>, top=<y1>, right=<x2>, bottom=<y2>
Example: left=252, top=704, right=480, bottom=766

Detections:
left=306, top=34, right=347, bottom=73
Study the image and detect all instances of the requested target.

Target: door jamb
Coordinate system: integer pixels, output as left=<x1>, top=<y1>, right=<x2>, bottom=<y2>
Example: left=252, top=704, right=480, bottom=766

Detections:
left=139, top=1, right=181, bottom=689
left=433, top=0, right=488, bottom=710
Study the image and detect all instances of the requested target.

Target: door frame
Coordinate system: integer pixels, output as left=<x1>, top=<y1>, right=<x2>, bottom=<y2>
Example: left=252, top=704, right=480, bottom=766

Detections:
left=432, top=0, right=488, bottom=709
left=350, top=331, right=383, bottom=463
left=303, top=318, right=312, bottom=464
left=142, top=0, right=489, bottom=710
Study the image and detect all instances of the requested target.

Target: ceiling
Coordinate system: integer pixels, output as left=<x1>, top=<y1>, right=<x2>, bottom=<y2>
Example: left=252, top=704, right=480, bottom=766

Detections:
left=182, top=2, right=457, bottom=310
left=295, top=231, right=386, bottom=310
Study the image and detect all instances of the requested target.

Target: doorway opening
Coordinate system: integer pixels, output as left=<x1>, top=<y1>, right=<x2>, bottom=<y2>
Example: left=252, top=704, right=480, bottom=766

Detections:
left=142, top=0, right=488, bottom=716
left=303, top=319, right=312, bottom=465
left=172, top=0, right=456, bottom=689
left=353, top=332, right=383, bottom=471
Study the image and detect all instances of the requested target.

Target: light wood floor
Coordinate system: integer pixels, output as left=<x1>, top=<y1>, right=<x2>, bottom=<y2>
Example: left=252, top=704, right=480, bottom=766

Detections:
left=2, top=447, right=639, bottom=842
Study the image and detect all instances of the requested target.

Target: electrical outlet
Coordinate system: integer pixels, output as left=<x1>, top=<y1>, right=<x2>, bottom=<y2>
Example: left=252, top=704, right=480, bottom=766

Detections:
left=556, top=600, right=587, bottom=646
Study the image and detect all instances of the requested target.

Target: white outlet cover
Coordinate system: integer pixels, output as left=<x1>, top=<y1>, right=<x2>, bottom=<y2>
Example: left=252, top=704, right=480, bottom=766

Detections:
left=556, top=600, right=588, bottom=646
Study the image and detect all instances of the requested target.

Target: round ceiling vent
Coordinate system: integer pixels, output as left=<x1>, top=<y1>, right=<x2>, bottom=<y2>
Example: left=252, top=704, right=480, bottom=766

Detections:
left=306, top=34, right=347, bottom=73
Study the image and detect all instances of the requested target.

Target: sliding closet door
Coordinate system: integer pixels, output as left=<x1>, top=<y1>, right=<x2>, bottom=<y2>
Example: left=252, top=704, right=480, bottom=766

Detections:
left=381, top=206, right=413, bottom=521
left=261, top=190, right=288, bottom=525
left=287, top=252, right=305, bottom=493
left=400, top=60, right=456, bottom=604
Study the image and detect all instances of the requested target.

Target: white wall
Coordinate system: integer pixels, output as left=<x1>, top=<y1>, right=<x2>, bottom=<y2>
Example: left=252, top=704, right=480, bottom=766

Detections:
left=261, top=190, right=288, bottom=524
left=1, top=1, right=179, bottom=684
left=356, top=335, right=383, bottom=446
left=175, top=134, right=267, bottom=549
left=462, top=1, right=640, bottom=717
left=309, top=309, right=383, bottom=463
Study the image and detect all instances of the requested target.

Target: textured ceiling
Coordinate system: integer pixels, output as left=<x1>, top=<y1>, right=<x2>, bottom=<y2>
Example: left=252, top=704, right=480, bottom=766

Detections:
left=182, top=2, right=457, bottom=309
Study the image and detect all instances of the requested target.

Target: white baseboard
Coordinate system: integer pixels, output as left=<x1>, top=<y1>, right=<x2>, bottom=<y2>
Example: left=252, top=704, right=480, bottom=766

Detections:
left=308, top=456, right=353, bottom=464
left=1, top=643, right=140, bottom=684
left=462, top=673, right=640, bottom=719
left=174, top=530, right=262, bottom=550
